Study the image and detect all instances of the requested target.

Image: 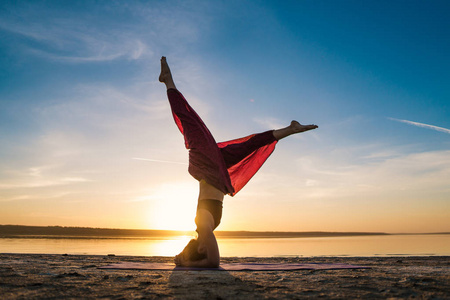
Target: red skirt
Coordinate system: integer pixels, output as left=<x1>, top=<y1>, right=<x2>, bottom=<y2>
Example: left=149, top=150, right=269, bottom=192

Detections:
left=167, top=89, right=277, bottom=196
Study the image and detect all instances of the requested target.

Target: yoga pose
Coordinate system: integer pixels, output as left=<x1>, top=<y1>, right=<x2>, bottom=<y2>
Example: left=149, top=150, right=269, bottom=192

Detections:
left=159, top=57, right=318, bottom=267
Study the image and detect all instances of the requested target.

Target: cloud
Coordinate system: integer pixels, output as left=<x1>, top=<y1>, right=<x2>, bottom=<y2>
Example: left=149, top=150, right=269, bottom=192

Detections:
left=241, top=142, right=450, bottom=207
left=0, top=2, right=166, bottom=63
left=0, top=18, right=152, bottom=63
left=0, top=79, right=192, bottom=202
left=299, top=148, right=450, bottom=199
left=0, top=177, right=90, bottom=190
left=389, top=118, right=450, bottom=134
left=0, top=163, right=92, bottom=190
left=133, top=158, right=188, bottom=165
left=0, top=1, right=215, bottom=64
left=253, top=117, right=284, bottom=129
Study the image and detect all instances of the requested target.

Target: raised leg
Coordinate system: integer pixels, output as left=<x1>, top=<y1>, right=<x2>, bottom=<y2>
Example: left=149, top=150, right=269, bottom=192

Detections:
left=163, top=70, right=234, bottom=194
left=273, top=121, right=318, bottom=140
left=219, top=130, right=277, bottom=168
left=159, top=56, right=176, bottom=90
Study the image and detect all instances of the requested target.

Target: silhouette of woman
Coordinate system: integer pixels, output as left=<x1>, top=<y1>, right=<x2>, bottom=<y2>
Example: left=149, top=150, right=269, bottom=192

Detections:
left=159, top=57, right=318, bottom=267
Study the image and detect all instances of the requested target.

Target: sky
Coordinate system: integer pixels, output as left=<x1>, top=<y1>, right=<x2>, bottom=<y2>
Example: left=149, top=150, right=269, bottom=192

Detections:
left=0, top=0, right=449, bottom=233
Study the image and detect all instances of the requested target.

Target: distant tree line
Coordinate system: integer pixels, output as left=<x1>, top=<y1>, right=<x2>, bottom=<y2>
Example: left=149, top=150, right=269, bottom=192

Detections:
left=0, top=225, right=393, bottom=239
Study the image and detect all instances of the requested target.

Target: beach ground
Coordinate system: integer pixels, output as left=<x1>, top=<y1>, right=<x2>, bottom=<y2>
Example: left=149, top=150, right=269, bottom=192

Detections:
left=0, top=254, right=449, bottom=299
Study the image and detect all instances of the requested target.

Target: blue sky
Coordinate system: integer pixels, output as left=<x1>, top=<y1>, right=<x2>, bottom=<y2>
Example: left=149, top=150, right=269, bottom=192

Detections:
left=0, top=0, right=449, bottom=233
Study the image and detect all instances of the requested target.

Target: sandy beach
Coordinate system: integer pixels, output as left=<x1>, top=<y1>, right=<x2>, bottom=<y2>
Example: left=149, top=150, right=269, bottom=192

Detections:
left=0, top=254, right=449, bottom=299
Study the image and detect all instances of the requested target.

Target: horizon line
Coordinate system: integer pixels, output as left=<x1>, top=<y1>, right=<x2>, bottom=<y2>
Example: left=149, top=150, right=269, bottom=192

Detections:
left=1, top=224, right=448, bottom=236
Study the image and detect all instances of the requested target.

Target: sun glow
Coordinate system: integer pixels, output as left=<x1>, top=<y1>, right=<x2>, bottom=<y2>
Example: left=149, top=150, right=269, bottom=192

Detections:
left=150, top=235, right=194, bottom=256
left=147, top=182, right=198, bottom=231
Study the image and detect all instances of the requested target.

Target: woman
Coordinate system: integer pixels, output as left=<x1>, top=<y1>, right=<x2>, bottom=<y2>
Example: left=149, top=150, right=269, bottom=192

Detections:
left=159, top=57, right=318, bottom=267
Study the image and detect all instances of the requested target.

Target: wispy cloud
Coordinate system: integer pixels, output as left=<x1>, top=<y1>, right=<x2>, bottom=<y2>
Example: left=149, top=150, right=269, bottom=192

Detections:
left=0, top=19, right=152, bottom=63
left=253, top=117, right=284, bottom=129
left=132, top=157, right=188, bottom=165
left=0, top=163, right=91, bottom=190
left=0, top=178, right=90, bottom=189
left=389, top=118, right=450, bottom=134
left=0, top=1, right=214, bottom=64
left=263, top=148, right=450, bottom=203
left=0, top=2, right=161, bottom=63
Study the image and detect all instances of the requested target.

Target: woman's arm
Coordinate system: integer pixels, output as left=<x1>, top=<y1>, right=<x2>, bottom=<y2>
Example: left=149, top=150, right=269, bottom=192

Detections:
left=197, top=230, right=220, bottom=267
left=193, top=209, right=220, bottom=267
left=174, top=231, right=219, bottom=268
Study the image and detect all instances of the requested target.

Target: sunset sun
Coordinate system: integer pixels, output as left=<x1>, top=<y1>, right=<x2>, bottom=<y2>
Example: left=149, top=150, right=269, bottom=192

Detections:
left=147, top=182, right=198, bottom=231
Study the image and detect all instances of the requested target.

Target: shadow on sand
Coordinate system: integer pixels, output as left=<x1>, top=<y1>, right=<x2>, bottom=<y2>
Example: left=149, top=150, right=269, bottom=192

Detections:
left=168, top=269, right=265, bottom=299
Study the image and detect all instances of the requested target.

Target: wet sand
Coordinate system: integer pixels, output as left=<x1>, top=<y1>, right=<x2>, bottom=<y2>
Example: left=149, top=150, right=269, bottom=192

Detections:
left=1, top=254, right=449, bottom=299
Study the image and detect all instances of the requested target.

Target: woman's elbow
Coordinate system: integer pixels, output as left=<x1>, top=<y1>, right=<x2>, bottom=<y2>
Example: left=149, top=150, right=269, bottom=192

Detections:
left=208, top=257, right=220, bottom=268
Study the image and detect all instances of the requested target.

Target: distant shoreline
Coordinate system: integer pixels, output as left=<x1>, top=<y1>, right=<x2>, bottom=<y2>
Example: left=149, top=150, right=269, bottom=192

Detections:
left=1, top=225, right=447, bottom=239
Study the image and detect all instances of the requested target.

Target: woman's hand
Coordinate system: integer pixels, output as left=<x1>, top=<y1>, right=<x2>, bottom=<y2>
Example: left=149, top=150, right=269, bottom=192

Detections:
left=174, top=253, right=184, bottom=266
left=174, top=252, right=218, bottom=268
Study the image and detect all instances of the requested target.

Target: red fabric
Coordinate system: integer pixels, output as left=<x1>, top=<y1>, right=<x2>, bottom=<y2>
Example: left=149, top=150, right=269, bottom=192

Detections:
left=167, top=89, right=234, bottom=194
left=218, top=133, right=277, bottom=195
left=167, top=89, right=277, bottom=196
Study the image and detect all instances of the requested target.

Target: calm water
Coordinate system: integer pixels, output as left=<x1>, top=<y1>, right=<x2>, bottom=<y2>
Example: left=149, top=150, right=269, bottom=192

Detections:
left=1, top=235, right=449, bottom=257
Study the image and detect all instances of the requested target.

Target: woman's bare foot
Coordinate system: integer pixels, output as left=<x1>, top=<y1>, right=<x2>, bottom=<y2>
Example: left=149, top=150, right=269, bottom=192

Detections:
left=159, top=57, right=171, bottom=82
left=159, top=56, right=176, bottom=89
left=290, top=120, right=318, bottom=133
left=273, top=120, right=318, bottom=140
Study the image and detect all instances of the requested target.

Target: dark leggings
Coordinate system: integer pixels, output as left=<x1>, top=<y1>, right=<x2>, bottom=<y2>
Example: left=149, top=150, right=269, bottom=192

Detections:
left=196, top=199, right=223, bottom=230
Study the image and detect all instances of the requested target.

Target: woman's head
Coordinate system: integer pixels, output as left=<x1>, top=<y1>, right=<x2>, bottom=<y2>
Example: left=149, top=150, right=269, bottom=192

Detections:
left=180, top=238, right=207, bottom=262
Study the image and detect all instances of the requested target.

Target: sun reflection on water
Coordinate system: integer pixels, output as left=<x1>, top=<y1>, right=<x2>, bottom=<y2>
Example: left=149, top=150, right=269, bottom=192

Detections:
left=1, top=235, right=449, bottom=257
left=149, top=235, right=193, bottom=256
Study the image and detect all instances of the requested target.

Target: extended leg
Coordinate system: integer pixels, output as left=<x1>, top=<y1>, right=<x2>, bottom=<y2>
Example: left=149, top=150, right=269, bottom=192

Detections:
left=273, top=121, right=318, bottom=140
left=160, top=56, right=214, bottom=150
left=219, top=130, right=277, bottom=168
left=220, top=121, right=318, bottom=168
left=159, top=56, right=176, bottom=90
left=160, top=57, right=234, bottom=194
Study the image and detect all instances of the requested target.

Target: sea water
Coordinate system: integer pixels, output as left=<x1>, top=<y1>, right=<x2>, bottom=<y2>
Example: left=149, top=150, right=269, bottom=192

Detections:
left=1, top=234, right=449, bottom=257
